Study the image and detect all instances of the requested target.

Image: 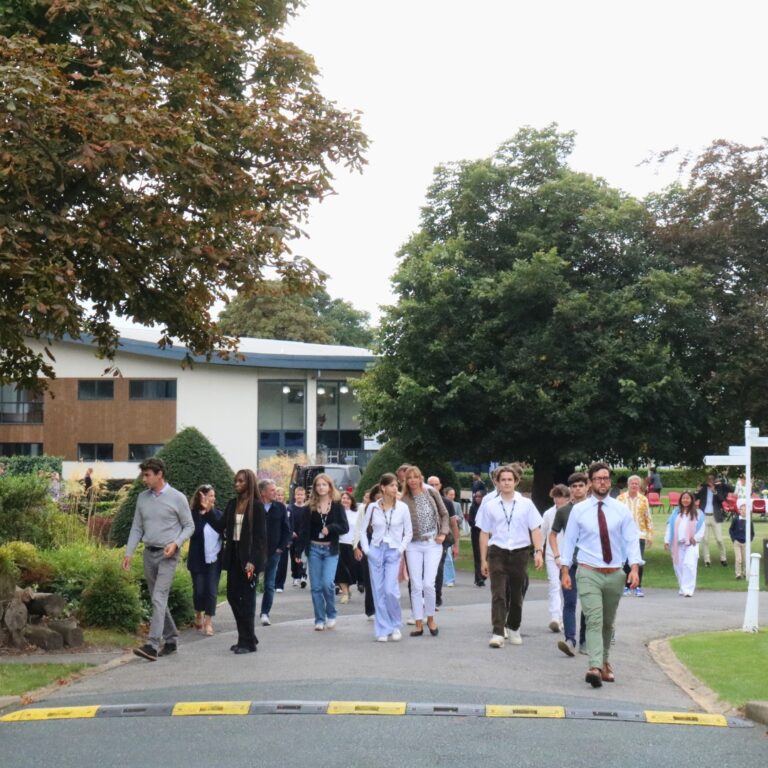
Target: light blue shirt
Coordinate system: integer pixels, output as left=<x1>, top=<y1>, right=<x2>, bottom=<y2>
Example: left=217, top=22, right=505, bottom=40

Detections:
left=561, top=495, right=642, bottom=569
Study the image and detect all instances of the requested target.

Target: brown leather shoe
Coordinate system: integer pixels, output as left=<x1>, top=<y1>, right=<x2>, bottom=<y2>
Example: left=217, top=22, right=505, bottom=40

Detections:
left=585, top=668, right=603, bottom=688
left=601, top=662, right=615, bottom=683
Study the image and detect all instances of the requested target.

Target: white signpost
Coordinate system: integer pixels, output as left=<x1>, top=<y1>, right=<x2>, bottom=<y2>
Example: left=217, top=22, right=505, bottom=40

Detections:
left=704, top=420, right=764, bottom=632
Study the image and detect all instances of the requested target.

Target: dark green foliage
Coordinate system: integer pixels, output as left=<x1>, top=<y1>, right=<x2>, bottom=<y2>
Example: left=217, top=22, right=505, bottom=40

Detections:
left=42, top=545, right=109, bottom=606
left=0, top=547, right=20, bottom=598
left=0, top=474, right=63, bottom=547
left=111, top=427, right=234, bottom=546
left=0, top=455, right=63, bottom=476
left=80, top=561, right=141, bottom=633
left=356, top=440, right=460, bottom=498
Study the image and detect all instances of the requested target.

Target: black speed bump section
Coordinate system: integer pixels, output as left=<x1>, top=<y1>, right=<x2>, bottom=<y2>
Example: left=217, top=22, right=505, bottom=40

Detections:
left=0, top=701, right=752, bottom=727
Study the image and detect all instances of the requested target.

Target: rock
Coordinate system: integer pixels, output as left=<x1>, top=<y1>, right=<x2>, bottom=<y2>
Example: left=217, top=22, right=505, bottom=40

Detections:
left=14, top=586, right=34, bottom=603
left=3, top=598, right=29, bottom=649
left=24, top=624, right=64, bottom=651
left=48, top=619, right=84, bottom=648
left=27, top=593, right=66, bottom=618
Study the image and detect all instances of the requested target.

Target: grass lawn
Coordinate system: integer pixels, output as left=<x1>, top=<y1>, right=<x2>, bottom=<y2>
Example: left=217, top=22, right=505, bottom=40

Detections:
left=82, top=627, right=139, bottom=648
left=0, top=663, right=92, bottom=696
left=669, top=629, right=768, bottom=707
left=454, top=512, right=767, bottom=592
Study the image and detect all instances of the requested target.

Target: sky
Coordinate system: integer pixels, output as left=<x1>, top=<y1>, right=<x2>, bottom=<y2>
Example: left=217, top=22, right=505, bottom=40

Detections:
left=281, top=0, right=768, bottom=322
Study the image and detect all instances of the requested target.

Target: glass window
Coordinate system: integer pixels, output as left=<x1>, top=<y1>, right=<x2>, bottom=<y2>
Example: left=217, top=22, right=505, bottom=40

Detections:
left=128, top=444, right=164, bottom=461
left=77, top=443, right=113, bottom=462
left=259, top=431, right=281, bottom=449
left=129, top=380, right=177, bottom=400
left=0, top=385, right=43, bottom=424
left=0, top=443, right=44, bottom=457
left=78, top=380, right=114, bottom=400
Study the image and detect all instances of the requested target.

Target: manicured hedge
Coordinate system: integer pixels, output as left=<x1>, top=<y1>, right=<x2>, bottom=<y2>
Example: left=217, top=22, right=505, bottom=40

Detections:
left=111, top=427, right=234, bottom=546
left=0, top=455, right=63, bottom=476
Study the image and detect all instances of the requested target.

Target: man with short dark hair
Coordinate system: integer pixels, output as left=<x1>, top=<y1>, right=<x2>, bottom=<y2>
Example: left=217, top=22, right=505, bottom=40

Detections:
left=123, top=458, right=194, bottom=661
left=695, top=472, right=730, bottom=567
left=258, top=478, right=291, bottom=626
left=560, top=462, right=642, bottom=688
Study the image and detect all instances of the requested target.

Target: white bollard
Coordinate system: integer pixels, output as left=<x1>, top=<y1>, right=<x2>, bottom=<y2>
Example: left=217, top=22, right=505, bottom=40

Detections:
left=741, top=552, right=762, bottom=633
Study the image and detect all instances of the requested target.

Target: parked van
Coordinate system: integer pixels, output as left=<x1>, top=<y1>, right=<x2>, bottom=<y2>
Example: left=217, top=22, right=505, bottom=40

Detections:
left=289, top=463, right=362, bottom=500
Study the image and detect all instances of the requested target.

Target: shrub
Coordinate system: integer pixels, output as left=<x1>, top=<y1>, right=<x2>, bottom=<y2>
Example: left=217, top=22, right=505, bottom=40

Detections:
left=0, top=541, right=54, bottom=587
left=356, top=440, right=460, bottom=498
left=0, top=547, right=20, bottom=598
left=80, top=561, right=142, bottom=633
left=42, top=544, right=111, bottom=606
left=0, top=474, right=71, bottom=547
left=0, top=455, right=63, bottom=477
left=111, top=427, right=235, bottom=546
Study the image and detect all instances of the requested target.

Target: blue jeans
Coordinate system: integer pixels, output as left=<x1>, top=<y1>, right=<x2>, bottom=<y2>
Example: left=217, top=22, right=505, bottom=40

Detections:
left=260, top=551, right=281, bottom=617
left=444, top=549, right=456, bottom=584
left=308, top=544, right=339, bottom=625
left=562, top=563, right=586, bottom=645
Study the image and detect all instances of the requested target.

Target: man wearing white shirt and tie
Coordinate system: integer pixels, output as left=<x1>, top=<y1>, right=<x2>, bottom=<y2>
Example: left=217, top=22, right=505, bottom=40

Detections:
left=477, top=463, right=544, bottom=648
left=560, top=462, right=642, bottom=688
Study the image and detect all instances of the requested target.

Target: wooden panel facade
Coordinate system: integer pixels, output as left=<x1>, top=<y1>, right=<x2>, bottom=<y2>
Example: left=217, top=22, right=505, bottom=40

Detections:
left=0, top=378, right=176, bottom=461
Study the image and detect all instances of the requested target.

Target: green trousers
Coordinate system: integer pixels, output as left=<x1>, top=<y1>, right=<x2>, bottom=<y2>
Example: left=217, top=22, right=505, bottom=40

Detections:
left=575, top=567, right=625, bottom=669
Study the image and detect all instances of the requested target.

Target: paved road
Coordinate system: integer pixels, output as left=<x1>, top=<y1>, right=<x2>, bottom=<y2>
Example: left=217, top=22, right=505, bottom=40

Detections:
left=2, top=578, right=767, bottom=767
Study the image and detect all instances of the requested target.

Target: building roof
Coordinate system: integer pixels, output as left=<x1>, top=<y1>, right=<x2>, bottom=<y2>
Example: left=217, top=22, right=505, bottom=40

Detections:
left=62, top=330, right=376, bottom=372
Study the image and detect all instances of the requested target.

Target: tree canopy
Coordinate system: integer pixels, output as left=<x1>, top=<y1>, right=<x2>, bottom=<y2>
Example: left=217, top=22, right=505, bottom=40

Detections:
left=357, top=126, right=768, bottom=508
left=0, top=0, right=367, bottom=390
left=218, top=281, right=374, bottom=347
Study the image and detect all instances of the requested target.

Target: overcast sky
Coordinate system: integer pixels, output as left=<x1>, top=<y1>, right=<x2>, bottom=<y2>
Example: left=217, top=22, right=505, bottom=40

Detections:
left=282, top=0, right=767, bottom=322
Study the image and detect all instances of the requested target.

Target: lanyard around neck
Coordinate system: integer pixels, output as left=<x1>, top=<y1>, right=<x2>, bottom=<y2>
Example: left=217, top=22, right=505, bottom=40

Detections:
left=500, top=498, right=516, bottom=530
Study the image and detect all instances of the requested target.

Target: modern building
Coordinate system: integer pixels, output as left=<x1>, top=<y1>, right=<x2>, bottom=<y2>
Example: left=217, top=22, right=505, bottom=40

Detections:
left=0, top=332, right=375, bottom=478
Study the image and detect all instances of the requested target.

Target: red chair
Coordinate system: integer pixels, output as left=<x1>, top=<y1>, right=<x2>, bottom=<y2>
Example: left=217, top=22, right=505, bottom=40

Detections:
left=666, top=491, right=680, bottom=511
left=721, top=497, right=739, bottom=518
left=647, top=492, right=663, bottom=514
left=752, top=499, right=766, bottom=518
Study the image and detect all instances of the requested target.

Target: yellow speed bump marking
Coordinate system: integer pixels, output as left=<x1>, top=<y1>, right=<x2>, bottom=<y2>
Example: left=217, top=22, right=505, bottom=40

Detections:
left=644, top=711, right=728, bottom=727
left=486, top=705, right=566, bottom=719
left=327, top=700, right=407, bottom=716
left=172, top=701, right=251, bottom=717
left=1, top=706, right=100, bottom=722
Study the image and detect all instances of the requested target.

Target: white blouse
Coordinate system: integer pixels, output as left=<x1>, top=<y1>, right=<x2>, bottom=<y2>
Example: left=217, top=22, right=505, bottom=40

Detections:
left=360, top=500, right=413, bottom=555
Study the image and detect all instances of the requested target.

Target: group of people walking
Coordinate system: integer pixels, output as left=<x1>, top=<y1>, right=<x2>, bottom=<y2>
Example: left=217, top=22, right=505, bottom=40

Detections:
left=123, top=454, right=743, bottom=691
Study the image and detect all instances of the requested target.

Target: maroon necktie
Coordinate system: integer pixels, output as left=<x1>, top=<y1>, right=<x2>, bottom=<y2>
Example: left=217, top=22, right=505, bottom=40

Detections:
left=597, top=501, right=612, bottom=564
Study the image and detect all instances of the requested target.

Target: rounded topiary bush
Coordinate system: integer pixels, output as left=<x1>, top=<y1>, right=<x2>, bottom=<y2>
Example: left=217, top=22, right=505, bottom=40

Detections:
left=111, top=427, right=235, bottom=546
left=357, top=440, right=460, bottom=498
left=80, top=560, right=142, bottom=633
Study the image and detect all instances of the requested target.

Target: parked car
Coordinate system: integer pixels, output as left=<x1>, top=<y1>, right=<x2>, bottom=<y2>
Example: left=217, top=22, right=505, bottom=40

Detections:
left=289, top=463, right=362, bottom=501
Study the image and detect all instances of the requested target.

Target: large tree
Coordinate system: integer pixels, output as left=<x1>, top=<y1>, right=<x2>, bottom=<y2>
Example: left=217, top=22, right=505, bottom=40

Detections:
left=358, top=126, right=738, bottom=508
left=218, top=281, right=374, bottom=346
left=0, top=1, right=367, bottom=390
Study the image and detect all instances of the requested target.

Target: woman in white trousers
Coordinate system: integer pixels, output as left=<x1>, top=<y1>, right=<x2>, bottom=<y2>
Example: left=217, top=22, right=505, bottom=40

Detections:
left=358, top=473, right=412, bottom=641
left=664, top=491, right=705, bottom=597
left=401, top=466, right=450, bottom=637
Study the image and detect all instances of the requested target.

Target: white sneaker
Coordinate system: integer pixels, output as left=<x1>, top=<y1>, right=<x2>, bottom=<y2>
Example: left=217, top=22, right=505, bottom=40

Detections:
left=367, top=614, right=375, bottom=621
left=293, top=579, right=300, bottom=587
left=260, top=614, right=271, bottom=626
left=314, top=623, right=325, bottom=631
left=275, top=588, right=283, bottom=593
left=406, top=617, right=416, bottom=626
left=376, top=635, right=389, bottom=642
left=390, top=629, right=402, bottom=642
left=503, top=628, right=509, bottom=639
left=489, top=634, right=505, bottom=648
left=548, top=619, right=560, bottom=633
left=508, top=629, right=522, bottom=645
left=325, top=618, right=337, bottom=629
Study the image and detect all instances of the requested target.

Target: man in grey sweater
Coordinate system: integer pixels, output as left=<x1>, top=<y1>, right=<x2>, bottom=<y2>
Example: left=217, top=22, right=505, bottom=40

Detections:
left=122, top=458, right=194, bottom=661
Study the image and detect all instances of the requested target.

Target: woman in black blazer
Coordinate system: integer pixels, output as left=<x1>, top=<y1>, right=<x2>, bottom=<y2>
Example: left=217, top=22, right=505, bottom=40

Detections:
left=212, top=469, right=267, bottom=654
left=186, top=484, right=224, bottom=636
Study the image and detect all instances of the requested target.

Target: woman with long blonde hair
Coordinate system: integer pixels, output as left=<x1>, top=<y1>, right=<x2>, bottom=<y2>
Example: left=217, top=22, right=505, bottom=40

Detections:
left=301, top=473, right=349, bottom=630
left=401, top=465, right=449, bottom=637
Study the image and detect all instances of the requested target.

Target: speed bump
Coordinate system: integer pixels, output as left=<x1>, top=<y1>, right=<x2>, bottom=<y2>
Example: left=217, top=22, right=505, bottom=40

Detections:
left=1, top=706, right=99, bottom=721
left=327, top=700, right=406, bottom=715
left=172, top=701, right=251, bottom=716
left=644, top=710, right=729, bottom=727
left=486, top=705, right=565, bottom=719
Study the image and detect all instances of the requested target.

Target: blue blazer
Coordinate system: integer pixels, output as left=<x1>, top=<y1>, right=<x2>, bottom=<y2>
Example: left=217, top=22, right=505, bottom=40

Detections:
left=264, top=501, right=292, bottom=555
left=186, top=507, right=224, bottom=573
